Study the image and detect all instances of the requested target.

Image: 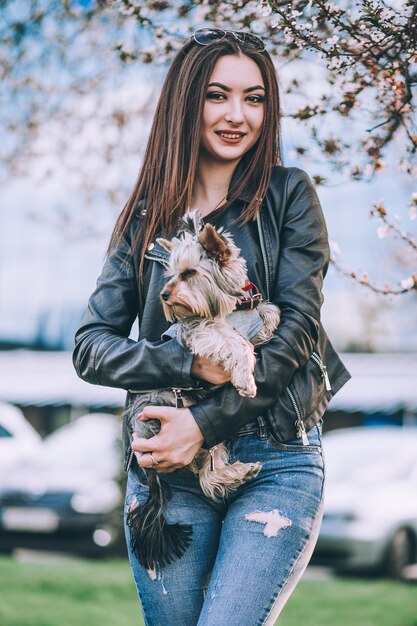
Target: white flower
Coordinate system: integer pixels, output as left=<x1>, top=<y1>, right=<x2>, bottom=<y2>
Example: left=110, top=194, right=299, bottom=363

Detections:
left=411, top=192, right=417, bottom=203
left=370, top=31, right=384, bottom=43
left=257, top=2, right=272, bottom=17
left=291, top=10, right=303, bottom=18
left=326, top=35, right=339, bottom=47
left=377, top=225, right=389, bottom=239
left=283, top=26, right=294, bottom=43
left=329, top=240, right=341, bottom=255
left=324, top=2, right=339, bottom=14
left=400, top=277, right=415, bottom=290
left=328, top=57, right=343, bottom=70
left=409, top=206, right=417, bottom=220
left=380, top=9, right=395, bottom=20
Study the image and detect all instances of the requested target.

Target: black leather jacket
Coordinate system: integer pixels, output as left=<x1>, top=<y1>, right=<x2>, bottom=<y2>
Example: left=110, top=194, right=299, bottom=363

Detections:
left=73, top=166, right=350, bottom=464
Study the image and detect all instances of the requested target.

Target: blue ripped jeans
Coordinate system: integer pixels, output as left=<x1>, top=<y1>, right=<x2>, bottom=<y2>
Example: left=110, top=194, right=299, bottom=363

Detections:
left=124, top=418, right=325, bottom=626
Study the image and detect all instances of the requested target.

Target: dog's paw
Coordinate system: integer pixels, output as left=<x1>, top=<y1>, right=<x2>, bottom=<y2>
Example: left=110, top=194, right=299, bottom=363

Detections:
left=231, top=369, right=257, bottom=397
left=235, top=378, right=257, bottom=397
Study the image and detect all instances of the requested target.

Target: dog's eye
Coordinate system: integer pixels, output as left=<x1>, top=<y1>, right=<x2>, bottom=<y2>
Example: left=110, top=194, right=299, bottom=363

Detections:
left=180, top=269, right=197, bottom=281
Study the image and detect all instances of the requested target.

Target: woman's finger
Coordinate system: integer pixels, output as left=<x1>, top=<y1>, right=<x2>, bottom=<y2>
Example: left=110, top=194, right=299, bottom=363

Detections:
left=137, top=451, right=159, bottom=468
left=139, top=404, right=175, bottom=422
left=131, top=433, right=161, bottom=453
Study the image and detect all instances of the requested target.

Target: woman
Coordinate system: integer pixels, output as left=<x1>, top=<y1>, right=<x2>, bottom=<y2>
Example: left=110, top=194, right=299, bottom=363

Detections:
left=73, top=29, right=350, bottom=626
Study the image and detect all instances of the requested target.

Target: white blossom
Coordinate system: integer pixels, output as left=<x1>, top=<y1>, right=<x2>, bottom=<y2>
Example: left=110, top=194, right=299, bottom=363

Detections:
left=326, top=35, right=339, bottom=47
left=324, top=2, right=339, bottom=14
left=409, top=206, right=417, bottom=220
left=377, top=225, right=389, bottom=239
left=370, top=31, right=385, bottom=43
left=257, top=2, right=272, bottom=17
left=329, top=240, right=341, bottom=255
left=380, top=9, right=395, bottom=21
left=328, top=57, right=343, bottom=70
left=400, top=277, right=415, bottom=290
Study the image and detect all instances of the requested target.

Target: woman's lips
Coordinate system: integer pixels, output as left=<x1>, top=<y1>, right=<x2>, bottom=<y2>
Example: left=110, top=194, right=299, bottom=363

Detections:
left=215, top=131, right=246, bottom=144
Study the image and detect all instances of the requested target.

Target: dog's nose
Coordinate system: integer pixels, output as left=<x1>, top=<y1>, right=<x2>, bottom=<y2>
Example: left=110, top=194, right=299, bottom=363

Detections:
left=161, top=291, right=170, bottom=301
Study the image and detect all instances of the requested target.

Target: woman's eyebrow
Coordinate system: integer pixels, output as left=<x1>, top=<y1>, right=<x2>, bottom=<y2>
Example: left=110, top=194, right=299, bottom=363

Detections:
left=208, top=82, right=266, bottom=93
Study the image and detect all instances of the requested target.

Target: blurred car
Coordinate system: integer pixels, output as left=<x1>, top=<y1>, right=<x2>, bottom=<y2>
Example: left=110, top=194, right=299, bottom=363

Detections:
left=0, top=402, right=41, bottom=474
left=313, top=426, right=417, bottom=578
left=0, top=413, right=124, bottom=556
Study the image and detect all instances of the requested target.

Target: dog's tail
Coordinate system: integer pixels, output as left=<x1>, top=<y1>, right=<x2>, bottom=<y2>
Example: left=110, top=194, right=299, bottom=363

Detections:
left=126, top=470, right=193, bottom=570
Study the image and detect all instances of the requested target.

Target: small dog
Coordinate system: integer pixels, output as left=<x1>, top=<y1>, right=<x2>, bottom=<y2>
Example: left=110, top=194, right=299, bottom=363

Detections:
left=126, top=210, right=280, bottom=570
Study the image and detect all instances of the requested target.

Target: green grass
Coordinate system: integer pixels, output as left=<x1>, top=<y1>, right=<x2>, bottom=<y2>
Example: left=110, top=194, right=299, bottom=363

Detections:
left=0, top=555, right=416, bottom=626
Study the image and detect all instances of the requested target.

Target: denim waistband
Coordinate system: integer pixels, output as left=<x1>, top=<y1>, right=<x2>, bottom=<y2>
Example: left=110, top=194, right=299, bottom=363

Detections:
left=234, top=415, right=268, bottom=438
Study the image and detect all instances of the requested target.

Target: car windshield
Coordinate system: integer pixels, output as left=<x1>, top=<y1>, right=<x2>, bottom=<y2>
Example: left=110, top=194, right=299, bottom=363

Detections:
left=33, top=419, right=120, bottom=474
left=324, top=431, right=417, bottom=484
left=0, top=425, right=12, bottom=438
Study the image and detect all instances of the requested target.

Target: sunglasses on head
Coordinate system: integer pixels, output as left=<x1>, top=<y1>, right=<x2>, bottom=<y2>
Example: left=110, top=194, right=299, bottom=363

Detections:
left=192, top=28, right=266, bottom=52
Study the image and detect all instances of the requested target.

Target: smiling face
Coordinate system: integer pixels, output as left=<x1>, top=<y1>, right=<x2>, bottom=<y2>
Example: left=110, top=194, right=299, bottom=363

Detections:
left=200, top=54, right=265, bottom=165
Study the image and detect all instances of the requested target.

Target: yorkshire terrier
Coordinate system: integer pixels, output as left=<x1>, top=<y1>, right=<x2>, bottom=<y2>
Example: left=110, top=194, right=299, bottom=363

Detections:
left=125, top=210, right=280, bottom=570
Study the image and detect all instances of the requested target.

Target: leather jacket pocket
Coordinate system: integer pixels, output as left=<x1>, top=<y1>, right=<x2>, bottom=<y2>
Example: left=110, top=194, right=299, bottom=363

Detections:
left=267, top=419, right=323, bottom=452
left=266, top=327, right=350, bottom=443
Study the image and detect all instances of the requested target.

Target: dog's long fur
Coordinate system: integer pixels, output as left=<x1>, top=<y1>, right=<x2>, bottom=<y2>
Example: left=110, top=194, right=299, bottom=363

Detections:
left=126, top=210, right=280, bottom=570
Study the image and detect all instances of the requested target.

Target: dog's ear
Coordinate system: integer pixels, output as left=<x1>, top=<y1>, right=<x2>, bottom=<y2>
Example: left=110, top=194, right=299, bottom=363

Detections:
left=198, top=224, right=231, bottom=266
left=156, top=238, right=172, bottom=252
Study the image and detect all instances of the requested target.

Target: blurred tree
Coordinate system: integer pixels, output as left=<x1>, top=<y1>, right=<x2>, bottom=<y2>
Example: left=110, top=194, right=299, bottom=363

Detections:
left=1, top=0, right=416, bottom=290
left=1, top=0, right=157, bottom=236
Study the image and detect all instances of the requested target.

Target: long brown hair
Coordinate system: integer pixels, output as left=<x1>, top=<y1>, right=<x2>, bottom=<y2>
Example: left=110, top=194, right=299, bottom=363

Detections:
left=108, top=34, right=282, bottom=276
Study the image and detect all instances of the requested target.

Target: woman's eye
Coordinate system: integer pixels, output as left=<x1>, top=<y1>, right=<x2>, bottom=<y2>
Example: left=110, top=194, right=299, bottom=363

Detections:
left=207, top=92, right=225, bottom=100
left=247, top=95, right=265, bottom=103
left=180, top=269, right=197, bottom=280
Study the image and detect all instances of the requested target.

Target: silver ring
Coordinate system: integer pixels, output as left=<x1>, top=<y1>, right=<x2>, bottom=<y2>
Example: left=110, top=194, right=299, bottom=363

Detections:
left=150, top=453, right=159, bottom=466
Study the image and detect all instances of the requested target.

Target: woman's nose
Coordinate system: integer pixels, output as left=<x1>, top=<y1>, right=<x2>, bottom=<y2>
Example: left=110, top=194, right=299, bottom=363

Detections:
left=225, top=99, right=244, bottom=125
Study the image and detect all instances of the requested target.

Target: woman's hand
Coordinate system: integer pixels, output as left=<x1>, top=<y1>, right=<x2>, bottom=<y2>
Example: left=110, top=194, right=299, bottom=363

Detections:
left=131, top=406, right=205, bottom=474
left=191, top=355, right=231, bottom=385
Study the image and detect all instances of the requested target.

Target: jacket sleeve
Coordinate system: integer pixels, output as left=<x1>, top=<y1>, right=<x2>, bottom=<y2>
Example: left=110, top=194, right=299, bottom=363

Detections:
left=72, top=223, right=195, bottom=391
left=189, top=168, right=330, bottom=448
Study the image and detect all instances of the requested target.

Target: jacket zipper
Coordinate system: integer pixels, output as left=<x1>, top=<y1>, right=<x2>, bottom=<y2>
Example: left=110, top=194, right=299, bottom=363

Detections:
left=144, top=252, right=170, bottom=267
left=256, top=213, right=271, bottom=301
left=286, top=385, right=309, bottom=446
left=311, top=351, right=332, bottom=391
left=258, top=210, right=305, bottom=445
left=258, top=210, right=314, bottom=446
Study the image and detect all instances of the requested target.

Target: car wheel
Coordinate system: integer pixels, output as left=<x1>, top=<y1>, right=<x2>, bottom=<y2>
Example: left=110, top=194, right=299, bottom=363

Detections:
left=383, top=528, right=415, bottom=579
